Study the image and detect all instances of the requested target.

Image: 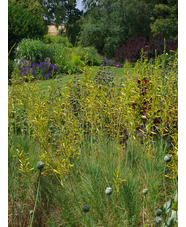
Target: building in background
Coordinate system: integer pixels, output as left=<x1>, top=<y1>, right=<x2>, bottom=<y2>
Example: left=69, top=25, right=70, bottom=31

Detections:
left=47, top=23, right=65, bottom=36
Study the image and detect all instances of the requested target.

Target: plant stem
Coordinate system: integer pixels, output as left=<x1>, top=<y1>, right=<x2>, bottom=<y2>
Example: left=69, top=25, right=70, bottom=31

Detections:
left=163, top=163, right=167, bottom=201
left=143, top=197, right=145, bottom=227
left=29, top=171, right=41, bottom=227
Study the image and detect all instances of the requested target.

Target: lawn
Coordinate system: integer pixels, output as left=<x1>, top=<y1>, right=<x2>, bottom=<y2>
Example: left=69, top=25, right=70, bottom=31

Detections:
left=33, top=66, right=131, bottom=95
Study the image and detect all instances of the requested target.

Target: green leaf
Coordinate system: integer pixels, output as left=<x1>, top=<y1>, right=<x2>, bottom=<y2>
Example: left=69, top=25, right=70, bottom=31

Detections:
left=171, top=200, right=178, bottom=211
left=163, top=199, right=172, bottom=213
left=167, top=216, right=175, bottom=226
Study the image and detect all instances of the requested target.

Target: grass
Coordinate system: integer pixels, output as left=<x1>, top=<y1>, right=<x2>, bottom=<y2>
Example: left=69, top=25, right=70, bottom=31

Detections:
left=30, top=66, right=132, bottom=95
left=8, top=133, right=176, bottom=226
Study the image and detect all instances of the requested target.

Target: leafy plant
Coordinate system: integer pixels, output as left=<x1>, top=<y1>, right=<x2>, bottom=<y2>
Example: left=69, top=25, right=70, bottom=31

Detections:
left=114, top=35, right=178, bottom=63
left=43, top=35, right=73, bottom=47
left=72, top=46, right=102, bottom=66
left=15, top=39, right=55, bottom=64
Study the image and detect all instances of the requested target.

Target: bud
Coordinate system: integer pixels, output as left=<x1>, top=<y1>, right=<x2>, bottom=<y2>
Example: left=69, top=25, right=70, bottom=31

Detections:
left=164, top=155, right=171, bottom=162
left=105, top=187, right=112, bottom=196
left=36, top=161, right=45, bottom=170
left=82, top=205, right=90, bottom=213
left=142, top=189, right=148, bottom=195
left=155, top=209, right=162, bottom=216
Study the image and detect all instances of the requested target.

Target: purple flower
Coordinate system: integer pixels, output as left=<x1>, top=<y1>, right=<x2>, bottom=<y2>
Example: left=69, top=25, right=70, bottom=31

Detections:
left=50, top=64, right=58, bottom=72
left=19, top=66, right=32, bottom=76
left=19, top=61, right=58, bottom=79
left=102, top=58, right=116, bottom=66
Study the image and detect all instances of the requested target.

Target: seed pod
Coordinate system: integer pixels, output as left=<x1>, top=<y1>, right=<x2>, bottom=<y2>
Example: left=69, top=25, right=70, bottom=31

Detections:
left=30, top=210, right=34, bottom=216
left=36, top=161, right=45, bottom=170
left=155, top=209, right=162, bottom=216
left=82, top=205, right=90, bottom=213
left=105, top=187, right=112, bottom=196
left=154, top=216, right=162, bottom=224
left=164, top=155, right=171, bottom=162
left=142, top=189, right=148, bottom=195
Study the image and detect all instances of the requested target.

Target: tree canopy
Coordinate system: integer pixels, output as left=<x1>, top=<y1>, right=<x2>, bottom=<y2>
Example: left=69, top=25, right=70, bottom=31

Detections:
left=8, top=2, right=45, bottom=53
left=78, top=0, right=177, bottom=58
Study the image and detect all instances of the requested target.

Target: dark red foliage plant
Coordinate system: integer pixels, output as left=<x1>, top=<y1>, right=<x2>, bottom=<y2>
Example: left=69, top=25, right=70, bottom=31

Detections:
left=114, top=34, right=178, bottom=63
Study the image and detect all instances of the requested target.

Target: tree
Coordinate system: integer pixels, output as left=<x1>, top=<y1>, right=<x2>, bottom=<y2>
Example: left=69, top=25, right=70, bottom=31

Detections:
left=8, top=0, right=44, bottom=21
left=64, top=0, right=83, bottom=45
left=8, top=2, right=45, bottom=57
left=79, top=0, right=152, bottom=58
left=39, top=0, right=66, bottom=26
left=150, top=0, right=178, bottom=39
left=38, top=0, right=79, bottom=25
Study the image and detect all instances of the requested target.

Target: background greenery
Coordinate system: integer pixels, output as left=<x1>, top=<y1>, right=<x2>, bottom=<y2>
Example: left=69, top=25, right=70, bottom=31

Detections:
left=8, top=0, right=178, bottom=59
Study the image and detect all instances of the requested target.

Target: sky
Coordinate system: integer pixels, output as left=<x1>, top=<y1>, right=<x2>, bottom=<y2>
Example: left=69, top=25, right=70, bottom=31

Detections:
left=76, top=0, right=84, bottom=11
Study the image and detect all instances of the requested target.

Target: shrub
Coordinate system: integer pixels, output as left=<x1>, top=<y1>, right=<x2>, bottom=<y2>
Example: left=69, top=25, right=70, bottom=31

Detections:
left=114, top=37, right=147, bottom=63
left=114, top=35, right=178, bottom=63
left=52, top=44, right=72, bottom=73
left=43, top=35, right=73, bottom=47
left=146, top=34, right=178, bottom=58
left=71, top=53, right=83, bottom=68
left=53, top=45, right=101, bottom=74
left=15, top=39, right=55, bottom=64
left=8, top=2, right=45, bottom=59
left=73, top=46, right=102, bottom=66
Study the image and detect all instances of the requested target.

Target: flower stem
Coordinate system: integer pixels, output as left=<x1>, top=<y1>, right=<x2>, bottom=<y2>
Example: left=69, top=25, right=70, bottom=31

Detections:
left=143, top=197, right=145, bottom=226
left=29, top=171, right=41, bottom=227
left=163, top=163, right=167, bottom=201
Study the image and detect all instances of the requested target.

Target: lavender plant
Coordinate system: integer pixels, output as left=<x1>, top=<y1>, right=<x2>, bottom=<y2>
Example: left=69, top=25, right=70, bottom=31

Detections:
left=19, top=58, right=58, bottom=80
left=102, top=58, right=116, bottom=66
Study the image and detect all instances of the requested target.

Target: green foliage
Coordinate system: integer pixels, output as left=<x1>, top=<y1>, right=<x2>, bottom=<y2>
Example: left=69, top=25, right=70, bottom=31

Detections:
left=8, top=58, right=15, bottom=80
left=151, top=1, right=178, bottom=39
left=65, top=3, right=83, bottom=46
left=51, top=44, right=72, bottom=73
left=8, top=0, right=44, bottom=21
left=43, top=35, right=73, bottom=47
left=8, top=2, right=45, bottom=57
left=51, top=44, right=101, bottom=74
left=79, top=0, right=152, bottom=58
left=16, top=39, right=55, bottom=64
left=39, top=0, right=66, bottom=26
left=73, top=46, right=102, bottom=66
left=151, top=18, right=178, bottom=40
left=71, top=53, right=83, bottom=68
